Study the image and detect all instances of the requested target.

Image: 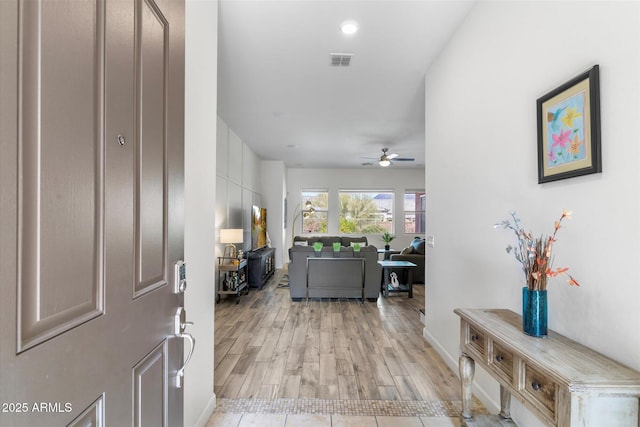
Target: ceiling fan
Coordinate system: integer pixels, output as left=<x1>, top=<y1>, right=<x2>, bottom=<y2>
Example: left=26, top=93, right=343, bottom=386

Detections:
left=361, top=148, right=415, bottom=167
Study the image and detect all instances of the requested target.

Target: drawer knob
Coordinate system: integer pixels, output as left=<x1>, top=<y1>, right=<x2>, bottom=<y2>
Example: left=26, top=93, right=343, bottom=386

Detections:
left=495, top=355, right=504, bottom=362
left=531, top=381, right=542, bottom=391
left=471, top=334, right=479, bottom=341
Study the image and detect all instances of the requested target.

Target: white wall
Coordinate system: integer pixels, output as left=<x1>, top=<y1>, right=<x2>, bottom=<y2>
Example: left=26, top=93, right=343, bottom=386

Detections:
left=216, top=117, right=262, bottom=253
left=424, top=1, right=640, bottom=426
left=286, top=168, right=425, bottom=258
left=184, top=0, right=217, bottom=425
left=261, top=160, right=287, bottom=268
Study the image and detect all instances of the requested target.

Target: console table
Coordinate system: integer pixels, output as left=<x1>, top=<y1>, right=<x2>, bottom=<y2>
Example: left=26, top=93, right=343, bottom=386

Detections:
left=306, top=257, right=365, bottom=300
left=455, top=308, right=640, bottom=427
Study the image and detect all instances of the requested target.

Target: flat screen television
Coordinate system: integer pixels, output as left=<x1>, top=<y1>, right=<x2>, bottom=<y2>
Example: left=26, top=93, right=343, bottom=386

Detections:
left=251, top=205, right=268, bottom=250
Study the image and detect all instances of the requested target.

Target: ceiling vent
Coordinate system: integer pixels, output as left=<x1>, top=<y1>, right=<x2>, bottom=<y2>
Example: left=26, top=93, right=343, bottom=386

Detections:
left=330, top=53, right=353, bottom=67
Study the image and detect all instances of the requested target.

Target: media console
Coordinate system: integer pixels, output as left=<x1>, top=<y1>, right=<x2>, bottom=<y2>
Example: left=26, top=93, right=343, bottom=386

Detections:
left=246, top=246, right=275, bottom=289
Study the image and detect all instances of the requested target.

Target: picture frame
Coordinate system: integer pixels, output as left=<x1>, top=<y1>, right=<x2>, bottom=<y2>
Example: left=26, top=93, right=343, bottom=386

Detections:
left=537, top=65, right=601, bottom=183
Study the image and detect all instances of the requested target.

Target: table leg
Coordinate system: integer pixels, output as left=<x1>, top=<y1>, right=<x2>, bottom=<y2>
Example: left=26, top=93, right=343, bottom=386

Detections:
left=382, top=268, right=389, bottom=297
left=499, top=384, right=512, bottom=420
left=459, top=353, right=475, bottom=419
left=385, top=268, right=390, bottom=297
left=407, top=269, right=414, bottom=298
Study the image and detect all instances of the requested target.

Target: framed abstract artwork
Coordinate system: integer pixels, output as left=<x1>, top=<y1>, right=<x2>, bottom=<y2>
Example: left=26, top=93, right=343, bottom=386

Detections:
left=537, top=65, right=601, bottom=183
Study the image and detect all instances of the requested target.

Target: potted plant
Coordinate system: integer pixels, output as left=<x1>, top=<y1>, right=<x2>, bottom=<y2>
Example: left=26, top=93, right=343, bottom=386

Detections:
left=332, top=242, right=341, bottom=257
left=381, top=232, right=395, bottom=250
left=312, top=241, right=323, bottom=256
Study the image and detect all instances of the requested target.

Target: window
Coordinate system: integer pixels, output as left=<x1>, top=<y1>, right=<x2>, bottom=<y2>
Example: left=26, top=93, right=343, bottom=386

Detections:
left=404, top=191, right=425, bottom=234
left=301, top=191, right=328, bottom=233
left=339, top=191, right=393, bottom=234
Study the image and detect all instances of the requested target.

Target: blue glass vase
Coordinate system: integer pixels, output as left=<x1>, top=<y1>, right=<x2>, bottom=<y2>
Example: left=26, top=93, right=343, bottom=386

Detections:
left=522, top=287, right=547, bottom=337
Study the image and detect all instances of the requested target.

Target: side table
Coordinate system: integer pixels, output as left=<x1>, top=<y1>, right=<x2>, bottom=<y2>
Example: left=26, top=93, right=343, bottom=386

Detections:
left=377, top=248, right=400, bottom=260
left=378, top=260, right=416, bottom=298
left=217, top=257, right=248, bottom=304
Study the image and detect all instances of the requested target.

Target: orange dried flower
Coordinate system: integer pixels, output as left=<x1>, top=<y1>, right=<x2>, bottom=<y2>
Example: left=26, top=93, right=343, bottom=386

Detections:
left=494, top=210, right=580, bottom=291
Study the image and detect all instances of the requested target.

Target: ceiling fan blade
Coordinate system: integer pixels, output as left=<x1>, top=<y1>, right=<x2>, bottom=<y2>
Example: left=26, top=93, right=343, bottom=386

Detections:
left=393, top=157, right=415, bottom=161
left=360, top=156, right=379, bottom=160
left=387, top=153, right=399, bottom=160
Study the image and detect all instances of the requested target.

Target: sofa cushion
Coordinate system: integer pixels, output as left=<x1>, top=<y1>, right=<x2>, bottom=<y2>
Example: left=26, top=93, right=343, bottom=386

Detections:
left=401, top=246, right=414, bottom=254
left=294, top=240, right=308, bottom=246
left=293, top=235, right=368, bottom=248
left=341, top=236, right=368, bottom=247
left=318, top=236, right=341, bottom=247
left=410, top=238, right=426, bottom=255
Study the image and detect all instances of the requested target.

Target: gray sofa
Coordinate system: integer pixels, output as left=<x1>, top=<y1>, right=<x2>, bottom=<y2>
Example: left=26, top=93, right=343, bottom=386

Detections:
left=288, top=245, right=381, bottom=301
left=390, top=237, right=425, bottom=284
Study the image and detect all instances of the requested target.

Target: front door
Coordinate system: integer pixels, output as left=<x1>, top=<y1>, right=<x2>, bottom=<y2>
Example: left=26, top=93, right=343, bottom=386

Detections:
left=0, top=0, right=186, bottom=425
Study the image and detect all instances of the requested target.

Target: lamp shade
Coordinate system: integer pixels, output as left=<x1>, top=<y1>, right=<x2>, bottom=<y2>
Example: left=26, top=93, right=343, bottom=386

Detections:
left=220, top=228, right=244, bottom=244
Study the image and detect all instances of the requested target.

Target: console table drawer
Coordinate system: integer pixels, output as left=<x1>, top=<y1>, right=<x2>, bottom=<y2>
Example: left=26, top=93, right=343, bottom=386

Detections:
left=523, top=363, right=557, bottom=421
left=464, top=322, right=486, bottom=359
left=490, top=341, right=514, bottom=384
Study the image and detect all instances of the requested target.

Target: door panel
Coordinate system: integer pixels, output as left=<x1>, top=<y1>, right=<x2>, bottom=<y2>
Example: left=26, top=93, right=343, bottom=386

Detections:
left=67, top=395, right=105, bottom=427
left=135, top=0, right=168, bottom=297
left=133, top=341, right=167, bottom=427
left=18, top=0, right=105, bottom=353
left=0, top=0, right=185, bottom=425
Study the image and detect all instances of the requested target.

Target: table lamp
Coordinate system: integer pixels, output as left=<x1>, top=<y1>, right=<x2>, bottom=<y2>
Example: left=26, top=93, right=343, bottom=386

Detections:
left=220, top=228, right=243, bottom=259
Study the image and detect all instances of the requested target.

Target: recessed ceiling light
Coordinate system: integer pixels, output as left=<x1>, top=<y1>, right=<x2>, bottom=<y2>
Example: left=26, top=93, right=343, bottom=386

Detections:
left=340, top=20, right=359, bottom=35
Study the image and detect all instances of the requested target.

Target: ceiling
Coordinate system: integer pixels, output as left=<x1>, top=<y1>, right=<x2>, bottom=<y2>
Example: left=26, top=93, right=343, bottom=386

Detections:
left=217, top=0, right=475, bottom=169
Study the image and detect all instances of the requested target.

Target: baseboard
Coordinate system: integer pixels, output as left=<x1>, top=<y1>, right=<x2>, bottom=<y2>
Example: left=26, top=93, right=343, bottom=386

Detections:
left=193, top=393, right=216, bottom=427
left=422, top=326, right=459, bottom=372
left=422, top=326, right=499, bottom=413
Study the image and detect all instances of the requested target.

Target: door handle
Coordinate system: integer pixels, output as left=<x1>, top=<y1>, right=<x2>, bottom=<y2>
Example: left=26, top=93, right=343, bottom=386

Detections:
left=175, top=308, right=196, bottom=388
left=176, top=331, right=195, bottom=388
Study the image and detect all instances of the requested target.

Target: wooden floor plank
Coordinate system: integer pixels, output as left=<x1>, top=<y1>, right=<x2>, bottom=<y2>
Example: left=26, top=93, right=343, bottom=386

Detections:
left=367, top=353, right=395, bottom=386
left=237, top=361, right=270, bottom=398
left=319, top=353, right=337, bottom=386
left=262, top=351, right=287, bottom=385
left=338, top=375, right=359, bottom=400
left=277, top=374, right=301, bottom=398
left=319, top=331, right=334, bottom=355
left=299, top=362, right=320, bottom=398
left=214, top=337, right=235, bottom=369
left=393, top=375, right=422, bottom=401
left=214, top=353, right=241, bottom=387
left=284, top=345, right=305, bottom=375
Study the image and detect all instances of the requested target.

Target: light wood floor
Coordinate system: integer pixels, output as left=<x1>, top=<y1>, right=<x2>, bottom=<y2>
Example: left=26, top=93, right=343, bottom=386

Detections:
left=214, top=269, right=461, bottom=403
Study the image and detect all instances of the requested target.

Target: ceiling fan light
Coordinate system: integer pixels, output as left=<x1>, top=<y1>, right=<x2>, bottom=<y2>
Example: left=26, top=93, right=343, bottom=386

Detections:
left=379, top=159, right=391, bottom=167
